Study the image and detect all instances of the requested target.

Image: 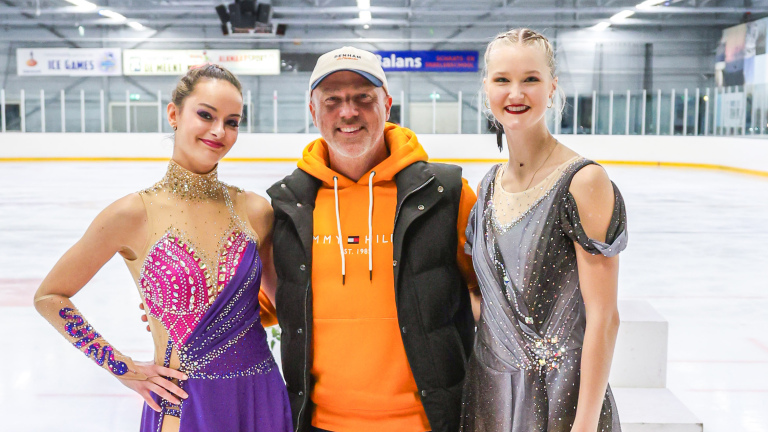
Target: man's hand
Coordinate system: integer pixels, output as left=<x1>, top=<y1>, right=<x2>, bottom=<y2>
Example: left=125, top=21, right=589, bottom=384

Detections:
left=139, top=302, right=150, bottom=332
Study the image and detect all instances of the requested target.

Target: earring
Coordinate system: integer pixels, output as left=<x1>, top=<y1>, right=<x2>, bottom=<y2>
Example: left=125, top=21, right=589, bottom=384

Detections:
left=547, top=97, right=554, bottom=109
left=172, top=125, right=177, bottom=131
left=484, top=98, right=490, bottom=109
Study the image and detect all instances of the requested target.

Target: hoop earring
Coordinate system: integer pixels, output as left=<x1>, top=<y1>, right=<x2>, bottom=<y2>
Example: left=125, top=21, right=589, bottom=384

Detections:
left=547, top=97, right=554, bottom=109
left=484, top=98, right=490, bottom=109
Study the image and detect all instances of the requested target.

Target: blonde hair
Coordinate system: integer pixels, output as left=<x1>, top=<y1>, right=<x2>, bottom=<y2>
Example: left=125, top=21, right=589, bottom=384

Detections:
left=484, top=28, right=557, bottom=79
left=483, top=28, right=565, bottom=150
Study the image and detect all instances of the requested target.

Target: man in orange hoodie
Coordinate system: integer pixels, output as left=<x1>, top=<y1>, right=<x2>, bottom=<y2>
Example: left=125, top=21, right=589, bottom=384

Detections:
left=266, top=47, right=479, bottom=432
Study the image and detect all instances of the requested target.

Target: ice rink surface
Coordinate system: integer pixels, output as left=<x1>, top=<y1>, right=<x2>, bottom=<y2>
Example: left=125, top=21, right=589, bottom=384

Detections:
left=1, top=160, right=766, bottom=432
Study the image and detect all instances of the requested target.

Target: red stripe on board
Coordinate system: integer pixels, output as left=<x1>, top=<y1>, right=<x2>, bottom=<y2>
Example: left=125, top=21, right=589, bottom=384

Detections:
left=622, top=295, right=768, bottom=300
left=684, top=389, right=768, bottom=393
left=37, top=393, right=139, bottom=398
left=669, top=360, right=768, bottom=364
left=748, top=338, right=768, bottom=354
left=0, top=278, right=43, bottom=307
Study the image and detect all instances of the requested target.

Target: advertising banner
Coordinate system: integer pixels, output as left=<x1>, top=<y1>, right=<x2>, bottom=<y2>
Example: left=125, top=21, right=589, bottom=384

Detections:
left=123, top=49, right=280, bottom=76
left=374, top=51, right=478, bottom=72
left=16, top=48, right=122, bottom=76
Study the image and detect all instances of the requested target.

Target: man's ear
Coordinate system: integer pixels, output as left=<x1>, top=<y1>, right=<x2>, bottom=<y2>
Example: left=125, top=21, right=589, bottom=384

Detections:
left=309, top=97, right=318, bottom=127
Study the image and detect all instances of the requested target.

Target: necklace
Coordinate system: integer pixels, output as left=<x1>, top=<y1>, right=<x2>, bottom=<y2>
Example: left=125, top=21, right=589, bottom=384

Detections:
left=157, top=160, right=223, bottom=201
left=513, top=138, right=559, bottom=191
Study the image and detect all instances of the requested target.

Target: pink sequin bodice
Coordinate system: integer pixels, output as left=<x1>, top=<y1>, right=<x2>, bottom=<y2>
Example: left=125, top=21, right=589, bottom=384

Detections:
left=139, top=229, right=252, bottom=347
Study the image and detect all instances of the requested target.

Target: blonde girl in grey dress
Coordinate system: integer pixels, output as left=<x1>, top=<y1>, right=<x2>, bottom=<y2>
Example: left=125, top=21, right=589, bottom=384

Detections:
left=461, top=28, right=627, bottom=431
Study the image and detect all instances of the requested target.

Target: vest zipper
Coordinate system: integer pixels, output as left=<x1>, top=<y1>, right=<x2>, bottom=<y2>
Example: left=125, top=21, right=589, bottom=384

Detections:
left=296, top=278, right=311, bottom=431
left=391, top=174, right=436, bottom=412
left=280, top=191, right=312, bottom=432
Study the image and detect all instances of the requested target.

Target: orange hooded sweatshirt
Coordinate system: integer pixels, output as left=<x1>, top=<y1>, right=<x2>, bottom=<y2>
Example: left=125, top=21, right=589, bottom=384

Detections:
left=294, top=123, right=477, bottom=432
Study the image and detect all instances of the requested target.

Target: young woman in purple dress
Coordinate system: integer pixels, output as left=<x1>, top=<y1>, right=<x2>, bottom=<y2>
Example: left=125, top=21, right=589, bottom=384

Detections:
left=34, top=64, right=293, bottom=432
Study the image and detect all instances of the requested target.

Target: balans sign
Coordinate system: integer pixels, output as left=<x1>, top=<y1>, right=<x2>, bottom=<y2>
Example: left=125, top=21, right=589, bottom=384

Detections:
left=376, top=53, right=422, bottom=69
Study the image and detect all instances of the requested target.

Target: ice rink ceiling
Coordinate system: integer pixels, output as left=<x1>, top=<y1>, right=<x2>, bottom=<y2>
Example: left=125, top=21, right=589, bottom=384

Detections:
left=4, top=0, right=768, bottom=31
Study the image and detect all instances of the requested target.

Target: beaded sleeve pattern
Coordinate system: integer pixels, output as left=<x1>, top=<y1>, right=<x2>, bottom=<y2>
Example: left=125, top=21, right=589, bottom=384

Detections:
left=59, top=306, right=129, bottom=376
left=33, top=293, right=146, bottom=381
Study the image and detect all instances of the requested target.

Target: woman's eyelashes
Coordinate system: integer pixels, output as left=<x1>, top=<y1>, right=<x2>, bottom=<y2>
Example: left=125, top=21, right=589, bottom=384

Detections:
left=197, top=109, right=240, bottom=128
left=492, top=75, right=540, bottom=83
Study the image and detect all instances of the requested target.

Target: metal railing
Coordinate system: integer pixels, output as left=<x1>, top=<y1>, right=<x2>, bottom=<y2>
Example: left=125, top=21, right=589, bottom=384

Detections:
left=0, top=85, right=761, bottom=136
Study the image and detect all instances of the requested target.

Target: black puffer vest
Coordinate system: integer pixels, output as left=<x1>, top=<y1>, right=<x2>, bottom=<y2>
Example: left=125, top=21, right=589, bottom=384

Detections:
left=267, top=161, right=474, bottom=432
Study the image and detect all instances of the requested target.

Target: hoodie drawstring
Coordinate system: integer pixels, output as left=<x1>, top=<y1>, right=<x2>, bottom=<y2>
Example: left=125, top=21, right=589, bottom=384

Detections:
left=332, top=173, right=376, bottom=285
left=333, top=176, right=346, bottom=285
left=368, top=171, right=375, bottom=281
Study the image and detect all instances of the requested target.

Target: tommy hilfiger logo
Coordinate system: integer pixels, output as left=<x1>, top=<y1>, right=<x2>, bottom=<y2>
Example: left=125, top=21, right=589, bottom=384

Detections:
left=313, top=234, right=394, bottom=244
left=334, top=53, right=362, bottom=60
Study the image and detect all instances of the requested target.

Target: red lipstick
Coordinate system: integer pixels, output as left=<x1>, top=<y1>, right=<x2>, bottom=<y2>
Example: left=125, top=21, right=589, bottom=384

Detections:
left=505, top=105, right=531, bottom=115
left=200, top=139, right=224, bottom=149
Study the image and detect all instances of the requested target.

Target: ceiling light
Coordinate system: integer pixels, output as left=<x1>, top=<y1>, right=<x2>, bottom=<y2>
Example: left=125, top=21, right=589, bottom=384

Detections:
left=359, top=10, right=372, bottom=22
left=127, top=21, right=145, bottom=30
left=98, top=9, right=127, bottom=21
left=636, top=0, right=666, bottom=9
left=65, top=0, right=97, bottom=10
left=357, top=0, right=371, bottom=9
left=363, top=24, right=370, bottom=29
left=78, top=25, right=84, bottom=35
left=590, top=21, right=611, bottom=31
left=610, top=10, right=635, bottom=22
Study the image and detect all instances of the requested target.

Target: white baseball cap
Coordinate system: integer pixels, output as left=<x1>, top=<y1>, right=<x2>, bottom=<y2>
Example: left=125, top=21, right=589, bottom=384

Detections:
left=309, top=46, right=389, bottom=94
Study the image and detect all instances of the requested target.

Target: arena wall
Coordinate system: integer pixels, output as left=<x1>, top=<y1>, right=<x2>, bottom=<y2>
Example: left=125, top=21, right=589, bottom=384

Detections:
left=1, top=133, right=767, bottom=176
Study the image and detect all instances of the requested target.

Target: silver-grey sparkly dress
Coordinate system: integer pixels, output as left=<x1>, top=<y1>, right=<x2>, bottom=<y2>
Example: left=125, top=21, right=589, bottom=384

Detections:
left=461, top=158, right=627, bottom=432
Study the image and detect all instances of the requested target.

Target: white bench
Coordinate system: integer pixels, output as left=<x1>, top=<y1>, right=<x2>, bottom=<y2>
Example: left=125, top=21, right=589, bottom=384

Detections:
left=611, top=300, right=669, bottom=388
left=613, top=388, right=702, bottom=432
left=611, top=300, right=702, bottom=432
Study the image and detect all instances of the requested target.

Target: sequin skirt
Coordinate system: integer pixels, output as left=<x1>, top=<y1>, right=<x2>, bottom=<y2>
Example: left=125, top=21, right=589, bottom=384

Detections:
left=460, top=336, right=621, bottom=432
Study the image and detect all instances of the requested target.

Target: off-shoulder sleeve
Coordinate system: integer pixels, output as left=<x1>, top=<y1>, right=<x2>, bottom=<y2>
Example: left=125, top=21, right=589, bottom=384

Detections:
left=559, top=182, right=628, bottom=257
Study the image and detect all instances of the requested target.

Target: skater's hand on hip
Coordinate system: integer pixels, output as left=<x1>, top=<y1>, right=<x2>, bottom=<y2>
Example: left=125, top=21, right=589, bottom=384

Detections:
left=118, top=361, right=189, bottom=412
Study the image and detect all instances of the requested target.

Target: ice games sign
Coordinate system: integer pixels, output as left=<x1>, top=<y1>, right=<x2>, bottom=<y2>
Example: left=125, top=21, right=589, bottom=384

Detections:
left=17, top=48, right=122, bottom=76
left=375, top=51, right=478, bottom=72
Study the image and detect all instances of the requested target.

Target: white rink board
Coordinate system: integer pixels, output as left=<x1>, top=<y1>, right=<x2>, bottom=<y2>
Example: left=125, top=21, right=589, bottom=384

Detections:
left=2, top=133, right=768, bottom=175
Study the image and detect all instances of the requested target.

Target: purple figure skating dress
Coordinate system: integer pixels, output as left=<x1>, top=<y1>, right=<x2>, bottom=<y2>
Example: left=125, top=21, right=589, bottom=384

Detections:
left=128, top=161, right=292, bottom=432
